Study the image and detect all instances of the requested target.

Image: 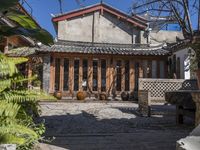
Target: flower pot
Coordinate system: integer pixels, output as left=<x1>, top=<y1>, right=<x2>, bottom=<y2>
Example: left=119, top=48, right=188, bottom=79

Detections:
left=121, top=92, right=129, bottom=101
left=99, top=92, right=108, bottom=100
left=54, top=91, right=62, bottom=100
left=77, top=91, right=86, bottom=100
left=196, top=69, right=200, bottom=89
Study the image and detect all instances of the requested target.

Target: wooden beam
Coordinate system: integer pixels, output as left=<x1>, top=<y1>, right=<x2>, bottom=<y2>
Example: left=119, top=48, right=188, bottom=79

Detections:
left=148, top=60, right=152, bottom=78
left=50, top=56, right=55, bottom=93
left=164, top=61, right=168, bottom=78
left=130, top=60, right=135, bottom=91
left=106, top=59, right=111, bottom=94
left=69, top=58, right=74, bottom=95
left=157, top=61, right=160, bottom=78
left=98, top=59, right=101, bottom=92
left=27, top=61, right=32, bottom=88
left=79, top=58, right=83, bottom=91
left=60, top=58, right=64, bottom=92
left=121, top=60, right=125, bottom=91
left=88, top=58, right=93, bottom=93
left=139, top=61, right=144, bottom=78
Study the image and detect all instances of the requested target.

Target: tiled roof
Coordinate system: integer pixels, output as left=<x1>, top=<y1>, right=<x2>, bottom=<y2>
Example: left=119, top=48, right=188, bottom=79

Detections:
left=38, top=40, right=170, bottom=56
left=7, top=47, right=37, bottom=57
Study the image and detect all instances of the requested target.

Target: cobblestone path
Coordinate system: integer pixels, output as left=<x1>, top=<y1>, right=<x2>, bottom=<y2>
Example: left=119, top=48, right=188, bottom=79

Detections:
left=38, top=102, right=193, bottom=150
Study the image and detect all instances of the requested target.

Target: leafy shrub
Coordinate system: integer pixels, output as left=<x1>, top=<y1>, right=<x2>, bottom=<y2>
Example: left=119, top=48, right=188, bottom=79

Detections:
left=0, top=54, right=46, bottom=149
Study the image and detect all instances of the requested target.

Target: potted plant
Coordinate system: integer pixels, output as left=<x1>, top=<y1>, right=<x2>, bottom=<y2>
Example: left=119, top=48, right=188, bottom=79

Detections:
left=32, top=79, right=41, bottom=90
left=99, top=92, right=108, bottom=100
left=77, top=91, right=86, bottom=100
left=121, top=91, right=129, bottom=101
left=54, top=91, right=62, bottom=100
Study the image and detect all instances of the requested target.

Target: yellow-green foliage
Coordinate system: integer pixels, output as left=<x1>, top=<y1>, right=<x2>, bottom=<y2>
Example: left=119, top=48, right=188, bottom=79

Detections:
left=0, top=54, right=46, bottom=149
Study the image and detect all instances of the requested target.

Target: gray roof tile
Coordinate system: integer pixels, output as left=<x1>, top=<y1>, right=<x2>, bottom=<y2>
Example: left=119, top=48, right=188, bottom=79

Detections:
left=38, top=40, right=170, bottom=56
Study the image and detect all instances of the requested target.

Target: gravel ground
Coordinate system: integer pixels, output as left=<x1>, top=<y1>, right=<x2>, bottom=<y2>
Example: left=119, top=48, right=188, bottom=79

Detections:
left=38, top=102, right=194, bottom=150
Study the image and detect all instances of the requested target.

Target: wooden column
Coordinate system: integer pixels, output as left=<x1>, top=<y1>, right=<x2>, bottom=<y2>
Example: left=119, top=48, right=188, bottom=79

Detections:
left=88, top=58, right=93, bottom=93
left=79, top=58, right=83, bottom=91
left=143, top=60, right=148, bottom=78
left=121, top=60, right=125, bottom=91
left=108, top=59, right=115, bottom=94
left=27, top=61, right=32, bottom=88
left=59, top=58, right=64, bottom=92
left=157, top=61, right=160, bottom=78
left=98, top=59, right=101, bottom=92
left=69, top=58, right=74, bottom=95
left=148, top=60, right=152, bottom=78
left=139, top=61, right=144, bottom=78
left=130, top=60, right=135, bottom=91
left=49, top=56, right=55, bottom=93
left=106, top=59, right=110, bottom=94
left=164, top=60, right=168, bottom=78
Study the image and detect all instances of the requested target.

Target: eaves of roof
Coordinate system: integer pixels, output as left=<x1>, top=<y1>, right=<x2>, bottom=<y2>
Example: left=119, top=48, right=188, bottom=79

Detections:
left=38, top=40, right=170, bottom=56
left=52, top=3, right=147, bottom=30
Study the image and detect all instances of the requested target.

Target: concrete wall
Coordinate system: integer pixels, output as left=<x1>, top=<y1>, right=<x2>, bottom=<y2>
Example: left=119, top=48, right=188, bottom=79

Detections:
left=57, top=11, right=140, bottom=44
left=140, top=30, right=184, bottom=44
left=169, top=48, right=191, bottom=79
left=150, top=31, right=183, bottom=44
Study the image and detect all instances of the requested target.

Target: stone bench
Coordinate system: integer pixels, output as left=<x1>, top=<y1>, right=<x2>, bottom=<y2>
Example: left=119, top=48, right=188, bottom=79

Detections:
left=138, top=78, right=198, bottom=117
left=166, top=91, right=200, bottom=126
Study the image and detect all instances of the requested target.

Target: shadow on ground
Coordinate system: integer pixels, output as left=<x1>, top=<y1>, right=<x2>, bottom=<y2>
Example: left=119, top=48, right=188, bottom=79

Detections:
left=38, top=103, right=194, bottom=150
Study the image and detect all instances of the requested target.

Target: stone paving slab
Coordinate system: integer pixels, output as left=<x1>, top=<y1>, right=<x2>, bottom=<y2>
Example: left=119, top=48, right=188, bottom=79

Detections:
left=38, top=102, right=193, bottom=150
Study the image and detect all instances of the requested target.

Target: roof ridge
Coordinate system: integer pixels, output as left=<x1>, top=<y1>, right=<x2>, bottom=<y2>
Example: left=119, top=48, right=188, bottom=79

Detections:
left=52, top=3, right=147, bottom=29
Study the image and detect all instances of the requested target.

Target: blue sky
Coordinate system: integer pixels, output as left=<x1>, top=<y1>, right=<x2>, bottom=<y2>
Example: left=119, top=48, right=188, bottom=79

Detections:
left=23, top=0, right=198, bottom=37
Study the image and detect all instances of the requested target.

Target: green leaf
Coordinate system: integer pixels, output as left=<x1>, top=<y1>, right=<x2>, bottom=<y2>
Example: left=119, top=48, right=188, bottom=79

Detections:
left=6, top=10, right=38, bottom=29
left=0, top=0, right=19, bottom=11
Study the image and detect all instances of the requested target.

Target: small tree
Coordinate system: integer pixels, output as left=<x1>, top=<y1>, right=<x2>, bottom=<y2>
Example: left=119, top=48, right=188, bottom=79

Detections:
left=132, top=0, right=200, bottom=67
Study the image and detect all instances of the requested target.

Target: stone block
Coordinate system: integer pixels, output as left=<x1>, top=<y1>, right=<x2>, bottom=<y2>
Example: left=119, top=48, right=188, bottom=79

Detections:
left=138, top=90, right=150, bottom=117
left=0, top=144, right=16, bottom=150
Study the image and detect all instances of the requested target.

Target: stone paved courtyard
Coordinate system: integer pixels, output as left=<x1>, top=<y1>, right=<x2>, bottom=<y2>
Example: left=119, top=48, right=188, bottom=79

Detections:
left=38, top=102, right=194, bottom=150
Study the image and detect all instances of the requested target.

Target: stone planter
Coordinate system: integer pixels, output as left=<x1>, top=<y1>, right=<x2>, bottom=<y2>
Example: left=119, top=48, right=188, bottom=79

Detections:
left=196, top=69, right=200, bottom=89
left=77, top=91, right=86, bottom=100
left=54, top=91, right=62, bottom=100
left=121, top=91, right=129, bottom=101
left=0, top=144, right=16, bottom=150
left=99, top=92, right=108, bottom=100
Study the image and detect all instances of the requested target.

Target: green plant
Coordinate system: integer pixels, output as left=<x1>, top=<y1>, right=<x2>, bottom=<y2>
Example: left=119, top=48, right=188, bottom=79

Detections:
left=33, top=80, right=41, bottom=87
left=0, top=54, right=47, bottom=149
left=0, top=1, right=53, bottom=45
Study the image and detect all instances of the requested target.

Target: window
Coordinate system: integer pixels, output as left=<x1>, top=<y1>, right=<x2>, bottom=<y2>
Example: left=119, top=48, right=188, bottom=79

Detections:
left=55, top=58, right=60, bottom=91
left=125, top=60, right=130, bottom=91
left=63, top=58, right=69, bottom=91
left=74, top=59, right=79, bottom=91
left=160, top=61, right=165, bottom=78
left=82, top=59, right=88, bottom=91
left=177, top=57, right=181, bottom=79
left=93, top=60, right=98, bottom=91
left=101, top=59, right=106, bottom=91
left=116, top=60, right=122, bottom=91
left=173, top=55, right=176, bottom=75
left=152, top=60, right=157, bottom=78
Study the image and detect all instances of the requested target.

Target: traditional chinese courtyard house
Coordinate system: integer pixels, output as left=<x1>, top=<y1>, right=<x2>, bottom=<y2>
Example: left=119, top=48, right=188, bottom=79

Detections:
left=40, top=3, right=172, bottom=98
